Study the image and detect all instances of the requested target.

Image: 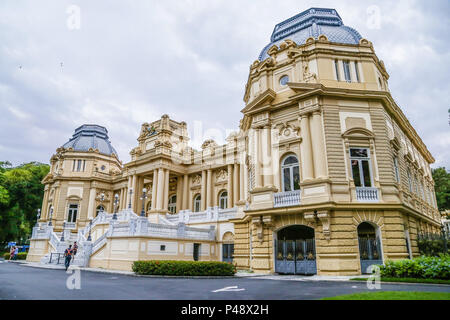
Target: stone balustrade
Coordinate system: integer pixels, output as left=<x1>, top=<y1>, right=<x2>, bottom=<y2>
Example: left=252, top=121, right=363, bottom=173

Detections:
left=273, top=190, right=301, bottom=208
left=165, top=206, right=237, bottom=224
left=356, top=187, right=379, bottom=202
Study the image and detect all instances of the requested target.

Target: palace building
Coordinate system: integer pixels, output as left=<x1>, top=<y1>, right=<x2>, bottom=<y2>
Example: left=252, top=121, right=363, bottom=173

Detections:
left=28, top=8, right=441, bottom=275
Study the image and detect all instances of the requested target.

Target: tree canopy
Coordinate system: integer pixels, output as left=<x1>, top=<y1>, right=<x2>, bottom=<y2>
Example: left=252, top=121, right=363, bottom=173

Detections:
left=431, top=167, right=450, bottom=213
left=0, top=161, right=49, bottom=246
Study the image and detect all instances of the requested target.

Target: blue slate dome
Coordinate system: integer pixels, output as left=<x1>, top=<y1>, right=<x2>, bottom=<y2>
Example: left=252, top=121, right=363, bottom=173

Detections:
left=62, top=124, right=118, bottom=156
left=258, top=8, right=362, bottom=61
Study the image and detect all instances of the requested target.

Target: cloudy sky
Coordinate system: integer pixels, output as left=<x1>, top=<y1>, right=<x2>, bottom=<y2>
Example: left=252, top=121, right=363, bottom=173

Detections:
left=1, top=0, right=449, bottom=168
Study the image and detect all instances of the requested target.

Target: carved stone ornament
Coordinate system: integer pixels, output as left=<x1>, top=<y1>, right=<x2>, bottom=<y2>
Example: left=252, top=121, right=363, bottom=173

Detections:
left=192, top=174, right=201, bottom=185
left=215, top=169, right=228, bottom=182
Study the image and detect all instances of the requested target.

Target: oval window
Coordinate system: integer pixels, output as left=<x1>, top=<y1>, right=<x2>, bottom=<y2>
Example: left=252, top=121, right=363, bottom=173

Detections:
left=279, top=75, right=289, bottom=86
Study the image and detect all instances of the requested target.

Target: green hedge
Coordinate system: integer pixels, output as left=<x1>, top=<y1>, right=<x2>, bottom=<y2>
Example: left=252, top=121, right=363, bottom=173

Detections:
left=379, top=255, right=450, bottom=280
left=3, top=252, right=28, bottom=260
left=132, top=260, right=236, bottom=276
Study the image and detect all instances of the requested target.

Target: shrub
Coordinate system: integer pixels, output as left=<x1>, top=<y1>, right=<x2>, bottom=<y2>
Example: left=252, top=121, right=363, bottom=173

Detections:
left=132, top=260, right=236, bottom=276
left=380, top=255, right=450, bottom=280
left=2, top=252, right=27, bottom=260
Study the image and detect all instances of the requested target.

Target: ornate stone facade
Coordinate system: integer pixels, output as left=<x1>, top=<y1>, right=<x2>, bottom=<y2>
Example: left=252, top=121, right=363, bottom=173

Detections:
left=29, top=8, right=441, bottom=275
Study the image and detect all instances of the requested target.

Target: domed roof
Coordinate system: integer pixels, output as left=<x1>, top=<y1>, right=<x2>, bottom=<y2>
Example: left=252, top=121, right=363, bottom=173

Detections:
left=62, top=124, right=118, bottom=156
left=258, top=8, right=362, bottom=61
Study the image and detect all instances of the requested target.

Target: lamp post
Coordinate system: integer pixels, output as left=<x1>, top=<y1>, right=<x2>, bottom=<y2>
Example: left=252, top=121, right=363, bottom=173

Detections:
left=441, top=224, right=448, bottom=254
left=140, top=188, right=147, bottom=217
left=128, top=188, right=133, bottom=209
left=48, top=206, right=53, bottom=226
left=60, top=222, right=65, bottom=242
left=35, top=209, right=41, bottom=227
left=113, top=193, right=119, bottom=220
left=100, top=192, right=105, bottom=213
left=87, top=217, right=93, bottom=241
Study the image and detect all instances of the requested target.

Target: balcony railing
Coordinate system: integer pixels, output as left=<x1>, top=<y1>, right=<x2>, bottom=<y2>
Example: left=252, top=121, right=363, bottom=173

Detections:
left=273, top=190, right=301, bottom=208
left=356, top=187, right=379, bottom=202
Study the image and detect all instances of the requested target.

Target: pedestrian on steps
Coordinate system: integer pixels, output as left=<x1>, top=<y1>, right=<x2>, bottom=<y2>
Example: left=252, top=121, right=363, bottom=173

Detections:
left=64, top=245, right=73, bottom=271
left=72, top=242, right=78, bottom=262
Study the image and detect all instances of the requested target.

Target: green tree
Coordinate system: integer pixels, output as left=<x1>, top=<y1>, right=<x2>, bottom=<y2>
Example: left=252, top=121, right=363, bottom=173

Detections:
left=0, top=161, right=49, bottom=247
left=432, top=167, right=450, bottom=212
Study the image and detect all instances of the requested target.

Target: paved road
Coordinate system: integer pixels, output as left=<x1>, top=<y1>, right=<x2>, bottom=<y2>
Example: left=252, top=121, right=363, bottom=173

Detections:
left=0, top=262, right=449, bottom=300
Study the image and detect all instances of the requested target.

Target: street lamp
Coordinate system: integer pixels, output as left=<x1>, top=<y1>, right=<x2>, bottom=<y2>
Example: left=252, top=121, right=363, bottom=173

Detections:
left=113, top=193, right=119, bottom=220
left=35, top=209, right=41, bottom=227
left=48, top=206, right=53, bottom=226
left=140, top=188, right=147, bottom=217
left=100, top=192, right=105, bottom=216
left=128, top=188, right=133, bottom=209
left=441, top=224, right=448, bottom=254
left=87, top=217, right=93, bottom=241
left=60, top=222, right=65, bottom=242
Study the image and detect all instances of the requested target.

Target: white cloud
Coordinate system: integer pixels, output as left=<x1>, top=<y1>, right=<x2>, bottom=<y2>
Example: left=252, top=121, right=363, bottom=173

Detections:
left=0, top=0, right=448, bottom=170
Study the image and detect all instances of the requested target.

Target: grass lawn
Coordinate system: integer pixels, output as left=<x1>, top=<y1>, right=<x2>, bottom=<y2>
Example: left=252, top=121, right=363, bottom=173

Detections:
left=322, top=291, right=450, bottom=300
left=350, top=277, right=450, bottom=285
left=323, top=291, right=450, bottom=300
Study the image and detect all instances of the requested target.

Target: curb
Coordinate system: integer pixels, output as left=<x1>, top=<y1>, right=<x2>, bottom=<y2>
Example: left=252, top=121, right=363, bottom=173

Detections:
left=348, top=279, right=450, bottom=287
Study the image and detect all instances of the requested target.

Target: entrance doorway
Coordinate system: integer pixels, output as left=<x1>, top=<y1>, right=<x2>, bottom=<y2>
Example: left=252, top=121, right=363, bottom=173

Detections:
left=357, top=222, right=383, bottom=273
left=275, top=225, right=317, bottom=275
left=193, top=243, right=200, bottom=261
left=222, top=244, right=234, bottom=263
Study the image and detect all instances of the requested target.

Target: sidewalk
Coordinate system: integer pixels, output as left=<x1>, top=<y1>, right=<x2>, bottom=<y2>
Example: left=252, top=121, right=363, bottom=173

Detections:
left=6, top=260, right=370, bottom=281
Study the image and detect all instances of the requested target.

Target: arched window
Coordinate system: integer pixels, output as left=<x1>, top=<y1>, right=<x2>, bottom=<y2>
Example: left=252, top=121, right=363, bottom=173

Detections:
left=193, top=194, right=201, bottom=212
left=218, top=191, right=228, bottom=209
left=168, top=195, right=177, bottom=214
left=96, top=205, right=105, bottom=217
left=281, top=155, right=300, bottom=192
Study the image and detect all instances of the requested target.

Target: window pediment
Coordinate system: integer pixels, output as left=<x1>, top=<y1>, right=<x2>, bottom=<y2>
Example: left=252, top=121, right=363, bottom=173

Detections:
left=342, top=127, right=375, bottom=140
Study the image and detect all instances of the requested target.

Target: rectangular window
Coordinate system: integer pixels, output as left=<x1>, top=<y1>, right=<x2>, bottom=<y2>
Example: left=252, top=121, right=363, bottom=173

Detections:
left=82, top=160, right=86, bottom=172
left=72, top=160, right=76, bottom=171
left=343, top=60, right=351, bottom=82
left=350, top=148, right=372, bottom=188
left=77, top=160, right=82, bottom=172
left=355, top=61, right=360, bottom=82
left=67, top=204, right=78, bottom=223
left=160, top=245, right=166, bottom=251
left=393, top=157, right=400, bottom=182
left=407, top=169, right=413, bottom=193
left=334, top=60, right=340, bottom=81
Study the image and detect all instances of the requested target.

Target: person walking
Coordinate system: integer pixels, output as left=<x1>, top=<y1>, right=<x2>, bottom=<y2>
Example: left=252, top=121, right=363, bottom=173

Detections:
left=72, top=241, right=78, bottom=262
left=64, top=245, right=73, bottom=271
left=13, top=246, right=19, bottom=260
left=9, top=246, right=14, bottom=261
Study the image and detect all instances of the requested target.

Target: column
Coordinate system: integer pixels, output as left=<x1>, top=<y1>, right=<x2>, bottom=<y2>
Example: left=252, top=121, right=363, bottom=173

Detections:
left=227, top=164, right=233, bottom=208
left=136, top=176, right=144, bottom=214
left=239, top=161, right=245, bottom=202
left=201, top=170, right=206, bottom=211
left=254, top=128, right=263, bottom=188
left=126, top=176, right=132, bottom=208
left=41, top=189, right=49, bottom=220
left=131, top=174, right=137, bottom=212
left=262, top=126, right=274, bottom=187
left=87, top=188, right=96, bottom=219
left=151, top=170, right=158, bottom=210
left=176, top=175, right=183, bottom=213
left=206, top=169, right=212, bottom=208
left=156, top=168, right=164, bottom=210
left=233, top=163, right=239, bottom=206
left=163, top=169, right=169, bottom=211
left=182, top=174, right=189, bottom=210
left=310, top=110, right=327, bottom=179
left=299, top=115, right=314, bottom=180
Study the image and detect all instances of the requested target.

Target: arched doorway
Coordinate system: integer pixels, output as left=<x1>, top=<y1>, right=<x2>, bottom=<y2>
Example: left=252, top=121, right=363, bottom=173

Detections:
left=275, top=225, right=316, bottom=275
left=357, top=222, right=383, bottom=274
left=222, top=232, right=234, bottom=263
